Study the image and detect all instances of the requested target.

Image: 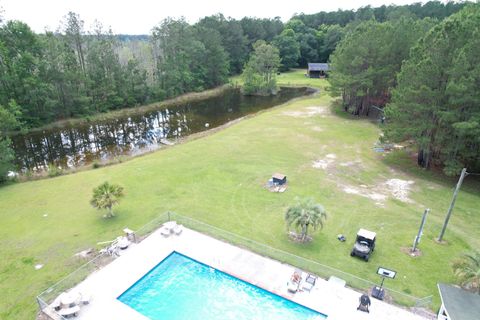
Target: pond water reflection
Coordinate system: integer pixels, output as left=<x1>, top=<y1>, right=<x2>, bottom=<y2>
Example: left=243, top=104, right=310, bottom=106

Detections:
left=11, top=87, right=311, bottom=171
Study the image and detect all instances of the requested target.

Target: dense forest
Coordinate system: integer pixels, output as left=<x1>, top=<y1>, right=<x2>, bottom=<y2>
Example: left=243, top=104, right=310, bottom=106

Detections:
left=384, top=6, right=480, bottom=175
left=329, top=3, right=480, bottom=174
left=293, top=1, right=466, bottom=27
left=0, top=1, right=475, bottom=180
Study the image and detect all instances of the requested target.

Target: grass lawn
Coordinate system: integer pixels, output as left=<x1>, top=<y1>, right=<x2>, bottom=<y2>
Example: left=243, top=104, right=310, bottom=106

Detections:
left=1, top=69, right=479, bottom=319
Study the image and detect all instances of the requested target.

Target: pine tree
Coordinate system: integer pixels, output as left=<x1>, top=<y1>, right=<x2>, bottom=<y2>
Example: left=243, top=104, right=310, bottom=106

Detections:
left=384, top=4, right=480, bottom=173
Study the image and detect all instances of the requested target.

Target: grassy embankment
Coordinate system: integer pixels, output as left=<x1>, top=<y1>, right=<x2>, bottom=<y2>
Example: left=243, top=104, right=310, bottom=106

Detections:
left=17, top=85, right=234, bottom=134
left=0, top=69, right=479, bottom=319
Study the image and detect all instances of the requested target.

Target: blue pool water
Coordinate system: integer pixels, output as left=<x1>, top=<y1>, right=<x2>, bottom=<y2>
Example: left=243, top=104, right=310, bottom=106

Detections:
left=118, top=252, right=326, bottom=320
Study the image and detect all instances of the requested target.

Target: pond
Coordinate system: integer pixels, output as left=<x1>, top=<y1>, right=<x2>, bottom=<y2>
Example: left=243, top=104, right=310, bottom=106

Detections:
left=11, top=87, right=312, bottom=171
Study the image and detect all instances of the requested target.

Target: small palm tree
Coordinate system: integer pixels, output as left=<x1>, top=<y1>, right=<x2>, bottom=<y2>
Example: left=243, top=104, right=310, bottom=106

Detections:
left=285, top=197, right=327, bottom=242
left=90, top=182, right=125, bottom=218
left=452, top=252, right=480, bottom=294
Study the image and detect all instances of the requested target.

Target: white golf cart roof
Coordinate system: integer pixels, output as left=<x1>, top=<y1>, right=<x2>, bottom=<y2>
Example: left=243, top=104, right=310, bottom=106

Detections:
left=357, top=228, right=376, bottom=240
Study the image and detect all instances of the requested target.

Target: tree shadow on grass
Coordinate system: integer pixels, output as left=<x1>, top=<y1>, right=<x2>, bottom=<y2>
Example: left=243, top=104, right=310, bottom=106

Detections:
left=330, top=99, right=384, bottom=125
left=330, top=99, right=356, bottom=120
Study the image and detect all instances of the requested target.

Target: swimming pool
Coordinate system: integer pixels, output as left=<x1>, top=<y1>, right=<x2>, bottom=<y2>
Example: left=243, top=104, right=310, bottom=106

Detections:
left=118, top=252, right=326, bottom=320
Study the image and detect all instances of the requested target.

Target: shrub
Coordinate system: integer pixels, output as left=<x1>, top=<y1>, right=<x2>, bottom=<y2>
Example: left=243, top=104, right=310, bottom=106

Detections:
left=47, top=164, right=63, bottom=177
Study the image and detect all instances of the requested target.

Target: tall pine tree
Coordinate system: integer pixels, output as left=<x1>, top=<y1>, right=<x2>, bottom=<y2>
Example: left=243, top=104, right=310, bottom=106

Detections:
left=384, top=4, right=480, bottom=174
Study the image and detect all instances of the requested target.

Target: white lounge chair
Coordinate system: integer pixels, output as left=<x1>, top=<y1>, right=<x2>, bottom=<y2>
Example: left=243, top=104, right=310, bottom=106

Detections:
left=80, top=293, right=91, bottom=305
left=173, top=224, right=183, bottom=235
left=51, top=299, right=61, bottom=311
left=117, top=236, right=130, bottom=249
left=163, top=221, right=177, bottom=231
left=287, top=280, right=300, bottom=293
left=58, top=305, right=80, bottom=317
left=160, top=227, right=171, bottom=237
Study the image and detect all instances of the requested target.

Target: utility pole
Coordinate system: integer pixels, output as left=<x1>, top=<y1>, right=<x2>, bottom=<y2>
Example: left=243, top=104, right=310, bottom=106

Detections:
left=438, top=168, right=468, bottom=242
left=412, top=208, right=429, bottom=253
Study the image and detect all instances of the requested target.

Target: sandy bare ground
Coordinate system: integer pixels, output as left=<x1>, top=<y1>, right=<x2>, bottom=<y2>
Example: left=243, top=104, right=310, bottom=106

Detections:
left=311, top=154, right=415, bottom=205
left=282, top=106, right=330, bottom=118
left=312, top=153, right=337, bottom=169
left=340, top=179, right=415, bottom=206
left=342, top=185, right=388, bottom=206
left=384, top=179, right=415, bottom=202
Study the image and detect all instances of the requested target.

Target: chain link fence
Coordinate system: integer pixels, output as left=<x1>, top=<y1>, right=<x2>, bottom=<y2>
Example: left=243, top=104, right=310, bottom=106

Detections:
left=169, top=213, right=433, bottom=310
left=37, top=212, right=433, bottom=319
left=36, top=253, right=115, bottom=319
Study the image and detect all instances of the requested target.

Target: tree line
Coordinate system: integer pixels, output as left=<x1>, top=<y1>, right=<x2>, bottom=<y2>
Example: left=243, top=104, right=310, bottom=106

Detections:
left=0, top=1, right=466, bottom=129
left=0, top=1, right=469, bottom=181
left=0, top=13, right=150, bottom=127
left=329, top=3, right=480, bottom=175
left=294, top=1, right=466, bottom=28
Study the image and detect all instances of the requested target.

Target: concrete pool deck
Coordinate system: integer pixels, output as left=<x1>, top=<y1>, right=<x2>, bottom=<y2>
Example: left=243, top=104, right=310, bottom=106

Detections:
left=52, top=224, right=428, bottom=320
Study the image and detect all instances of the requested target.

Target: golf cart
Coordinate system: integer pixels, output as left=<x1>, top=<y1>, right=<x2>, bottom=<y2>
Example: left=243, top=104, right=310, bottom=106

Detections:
left=350, top=229, right=376, bottom=261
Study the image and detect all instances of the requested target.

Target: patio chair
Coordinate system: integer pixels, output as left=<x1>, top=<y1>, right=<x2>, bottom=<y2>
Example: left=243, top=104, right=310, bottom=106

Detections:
left=117, top=236, right=130, bottom=250
left=287, top=269, right=302, bottom=293
left=160, top=227, right=171, bottom=237
left=51, top=299, right=61, bottom=311
left=302, top=274, right=317, bottom=292
left=163, top=221, right=177, bottom=231
left=58, top=305, right=80, bottom=318
left=106, top=244, right=119, bottom=257
left=80, top=293, right=91, bottom=305
left=173, top=224, right=183, bottom=235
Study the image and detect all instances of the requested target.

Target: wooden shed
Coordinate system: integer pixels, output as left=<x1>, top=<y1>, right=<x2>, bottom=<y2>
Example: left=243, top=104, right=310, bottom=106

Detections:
left=272, top=173, right=287, bottom=185
left=307, top=63, right=329, bottom=78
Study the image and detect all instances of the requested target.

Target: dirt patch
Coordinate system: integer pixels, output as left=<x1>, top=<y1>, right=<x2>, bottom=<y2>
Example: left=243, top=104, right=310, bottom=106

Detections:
left=401, top=247, right=423, bottom=257
left=339, top=178, right=415, bottom=206
left=311, top=126, right=323, bottom=132
left=384, top=179, right=414, bottom=202
left=338, top=160, right=363, bottom=174
left=312, top=155, right=365, bottom=179
left=311, top=154, right=414, bottom=205
left=339, top=160, right=361, bottom=167
left=343, top=186, right=387, bottom=206
left=312, top=160, right=330, bottom=169
left=434, top=239, right=449, bottom=245
left=282, top=106, right=329, bottom=118
left=74, top=248, right=95, bottom=259
left=288, top=231, right=313, bottom=243
left=312, top=154, right=336, bottom=170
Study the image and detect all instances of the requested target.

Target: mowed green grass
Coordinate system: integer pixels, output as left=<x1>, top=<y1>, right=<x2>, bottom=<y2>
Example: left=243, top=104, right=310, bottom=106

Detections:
left=1, top=70, right=479, bottom=318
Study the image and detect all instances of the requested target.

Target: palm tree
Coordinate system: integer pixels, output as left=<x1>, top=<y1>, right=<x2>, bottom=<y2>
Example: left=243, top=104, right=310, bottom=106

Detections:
left=90, top=182, right=125, bottom=218
left=285, top=197, right=327, bottom=242
left=452, top=252, right=480, bottom=294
